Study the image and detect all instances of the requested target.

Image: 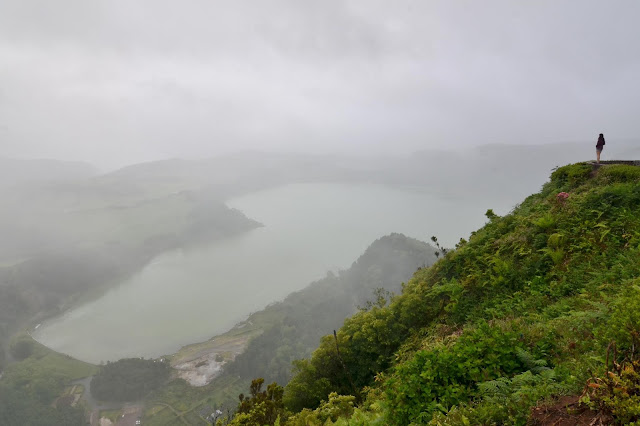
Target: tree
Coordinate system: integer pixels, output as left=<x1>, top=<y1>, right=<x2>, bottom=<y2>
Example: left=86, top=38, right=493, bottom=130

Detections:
left=230, top=378, right=287, bottom=425
left=90, top=358, right=170, bottom=401
left=9, top=339, right=33, bottom=361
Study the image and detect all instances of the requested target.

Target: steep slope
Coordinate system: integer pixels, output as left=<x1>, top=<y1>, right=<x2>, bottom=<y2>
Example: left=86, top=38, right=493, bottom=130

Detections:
left=225, top=233, right=436, bottom=386
left=143, top=234, right=436, bottom=425
left=235, top=163, right=640, bottom=425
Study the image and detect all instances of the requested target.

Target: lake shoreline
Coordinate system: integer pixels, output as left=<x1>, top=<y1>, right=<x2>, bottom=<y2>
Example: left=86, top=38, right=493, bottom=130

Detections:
left=26, top=217, right=262, bottom=365
left=31, top=182, right=499, bottom=364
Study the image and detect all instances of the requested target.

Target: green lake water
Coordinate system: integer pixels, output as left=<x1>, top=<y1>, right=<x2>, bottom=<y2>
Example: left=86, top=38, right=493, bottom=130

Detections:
left=34, top=183, right=507, bottom=363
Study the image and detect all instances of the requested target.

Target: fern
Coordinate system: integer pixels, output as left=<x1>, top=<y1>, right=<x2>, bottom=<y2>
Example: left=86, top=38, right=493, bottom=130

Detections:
left=515, top=348, right=550, bottom=374
left=477, top=377, right=510, bottom=399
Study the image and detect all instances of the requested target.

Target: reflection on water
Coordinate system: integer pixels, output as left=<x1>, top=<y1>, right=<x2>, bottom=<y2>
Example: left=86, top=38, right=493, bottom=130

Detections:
left=34, top=183, right=505, bottom=363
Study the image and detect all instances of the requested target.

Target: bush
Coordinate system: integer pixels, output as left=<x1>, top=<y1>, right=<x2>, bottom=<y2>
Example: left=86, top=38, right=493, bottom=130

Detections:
left=230, top=378, right=286, bottom=426
left=550, top=164, right=592, bottom=189
left=384, top=322, right=530, bottom=424
left=598, top=165, right=640, bottom=183
left=90, top=358, right=170, bottom=402
left=601, top=283, right=640, bottom=351
left=287, top=393, right=355, bottom=426
left=429, top=369, right=563, bottom=425
left=9, top=338, right=34, bottom=361
left=582, top=337, right=640, bottom=424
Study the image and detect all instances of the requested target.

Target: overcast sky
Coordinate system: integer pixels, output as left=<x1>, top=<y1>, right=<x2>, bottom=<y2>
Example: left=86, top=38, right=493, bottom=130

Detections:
left=1, top=1, right=639, bottom=169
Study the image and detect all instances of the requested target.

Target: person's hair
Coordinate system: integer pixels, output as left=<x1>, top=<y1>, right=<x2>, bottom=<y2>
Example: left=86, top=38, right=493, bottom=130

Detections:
left=599, top=133, right=604, bottom=137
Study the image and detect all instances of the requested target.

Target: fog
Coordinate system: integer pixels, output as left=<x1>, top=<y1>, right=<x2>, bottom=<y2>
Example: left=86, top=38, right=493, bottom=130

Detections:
left=1, top=1, right=639, bottom=169
left=2, top=2, right=640, bottom=422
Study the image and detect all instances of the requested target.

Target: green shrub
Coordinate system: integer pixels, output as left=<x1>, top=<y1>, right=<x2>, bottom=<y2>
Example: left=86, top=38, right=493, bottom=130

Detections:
left=287, top=393, right=355, bottom=426
left=550, top=164, right=592, bottom=189
left=384, top=322, right=530, bottom=424
left=533, top=213, right=556, bottom=231
left=598, top=165, right=640, bottom=183
left=582, top=338, right=640, bottom=424
left=90, top=358, right=170, bottom=402
left=429, top=369, right=563, bottom=426
left=9, top=337, right=34, bottom=361
left=231, top=378, right=287, bottom=426
left=600, top=283, right=640, bottom=351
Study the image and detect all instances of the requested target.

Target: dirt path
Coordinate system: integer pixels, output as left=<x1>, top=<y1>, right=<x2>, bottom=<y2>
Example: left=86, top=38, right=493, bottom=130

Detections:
left=530, top=396, right=612, bottom=425
left=114, top=404, right=144, bottom=426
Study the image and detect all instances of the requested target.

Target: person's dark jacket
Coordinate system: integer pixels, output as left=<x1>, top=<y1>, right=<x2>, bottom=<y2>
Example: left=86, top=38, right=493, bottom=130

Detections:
left=596, top=135, right=605, bottom=150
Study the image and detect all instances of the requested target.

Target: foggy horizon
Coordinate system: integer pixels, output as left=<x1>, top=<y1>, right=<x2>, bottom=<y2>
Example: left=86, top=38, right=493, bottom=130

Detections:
left=2, top=1, right=639, bottom=170
left=3, top=3, right=640, bottom=422
left=0, top=139, right=613, bottom=171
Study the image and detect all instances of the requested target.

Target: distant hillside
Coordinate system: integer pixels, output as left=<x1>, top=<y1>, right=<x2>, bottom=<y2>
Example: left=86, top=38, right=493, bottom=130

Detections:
left=226, top=162, right=640, bottom=425
left=97, top=152, right=369, bottom=200
left=56, top=140, right=640, bottom=210
left=401, top=140, right=640, bottom=203
left=0, top=157, right=96, bottom=188
left=95, top=140, right=623, bottom=205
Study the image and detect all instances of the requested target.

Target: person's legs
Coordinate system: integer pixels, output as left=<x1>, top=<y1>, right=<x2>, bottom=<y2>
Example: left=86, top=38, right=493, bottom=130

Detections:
left=597, top=149, right=601, bottom=163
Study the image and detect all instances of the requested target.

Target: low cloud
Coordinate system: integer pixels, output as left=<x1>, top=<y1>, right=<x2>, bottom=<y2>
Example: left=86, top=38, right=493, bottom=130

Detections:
left=1, top=0, right=638, bottom=168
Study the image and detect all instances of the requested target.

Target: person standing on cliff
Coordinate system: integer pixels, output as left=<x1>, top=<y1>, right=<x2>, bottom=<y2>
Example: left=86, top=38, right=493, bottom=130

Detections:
left=596, top=133, right=606, bottom=163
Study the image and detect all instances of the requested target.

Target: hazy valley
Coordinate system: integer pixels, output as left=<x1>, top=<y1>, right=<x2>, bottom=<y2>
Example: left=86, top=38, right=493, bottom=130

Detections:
left=4, top=2, right=640, bottom=423
left=3, top=143, right=640, bottom=425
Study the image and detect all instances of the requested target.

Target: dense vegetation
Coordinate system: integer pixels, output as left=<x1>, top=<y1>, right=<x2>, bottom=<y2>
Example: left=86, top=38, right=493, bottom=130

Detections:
left=0, top=335, right=96, bottom=426
left=91, top=358, right=171, bottom=402
left=0, top=386, right=86, bottom=426
left=223, top=163, right=640, bottom=425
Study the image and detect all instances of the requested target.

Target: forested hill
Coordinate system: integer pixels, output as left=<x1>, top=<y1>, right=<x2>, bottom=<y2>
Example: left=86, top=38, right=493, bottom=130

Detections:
left=225, top=233, right=436, bottom=386
left=229, top=163, right=640, bottom=425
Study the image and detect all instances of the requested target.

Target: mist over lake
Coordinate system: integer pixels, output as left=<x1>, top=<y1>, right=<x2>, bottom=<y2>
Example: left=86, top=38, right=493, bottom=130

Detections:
left=32, top=182, right=507, bottom=363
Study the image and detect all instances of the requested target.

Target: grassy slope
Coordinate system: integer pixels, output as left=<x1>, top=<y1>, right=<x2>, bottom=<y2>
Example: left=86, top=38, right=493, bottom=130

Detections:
left=5, top=333, right=98, bottom=385
left=0, top=334, right=97, bottom=425
left=279, top=163, right=640, bottom=425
